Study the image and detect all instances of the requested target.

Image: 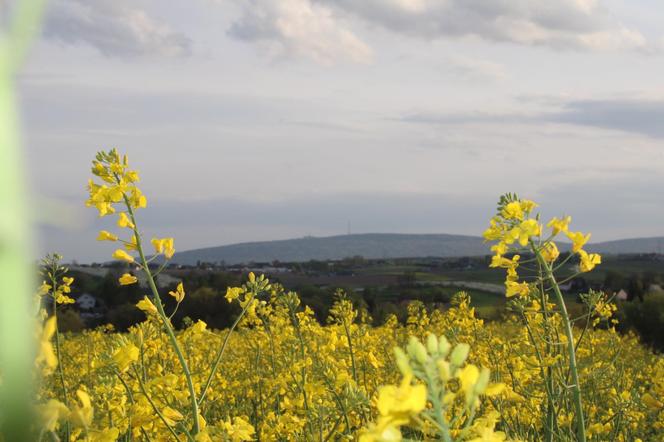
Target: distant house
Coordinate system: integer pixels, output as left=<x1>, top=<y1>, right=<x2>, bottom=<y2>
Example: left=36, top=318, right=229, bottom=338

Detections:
left=76, top=293, right=106, bottom=321
left=137, top=273, right=181, bottom=289
left=77, top=293, right=97, bottom=310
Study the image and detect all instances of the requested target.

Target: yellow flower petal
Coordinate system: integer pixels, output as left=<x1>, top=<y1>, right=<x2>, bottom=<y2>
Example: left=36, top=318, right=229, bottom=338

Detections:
left=118, top=273, right=138, bottom=285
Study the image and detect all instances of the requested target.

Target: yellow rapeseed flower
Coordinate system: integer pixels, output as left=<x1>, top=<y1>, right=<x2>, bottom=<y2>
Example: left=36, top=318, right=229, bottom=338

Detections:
left=490, top=241, right=508, bottom=256
left=578, top=250, right=601, bottom=273
left=504, top=219, right=541, bottom=246
left=112, top=343, right=139, bottom=372
left=124, top=235, right=138, bottom=251
left=222, top=416, right=255, bottom=442
left=547, top=216, right=571, bottom=235
left=566, top=230, right=591, bottom=253
left=501, top=201, right=524, bottom=220
left=376, top=375, right=427, bottom=426
left=38, top=281, right=52, bottom=296
left=69, top=389, right=94, bottom=428
left=88, top=428, right=120, bottom=442
left=118, top=273, right=138, bottom=285
left=169, top=282, right=185, bottom=302
left=117, top=212, right=135, bottom=229
left=458, top=364, right=480, bottom=402
left=483, top=218, right=504, bottom=241
left=490, top=254, right=519, bottom=269
left=151, top=237, right=175, bottom=259
left=96, top=230, right=118, bottom=241
left=505, top=281, right=530, bottom=298
left=541, top=242, right=560, bottom=263
left=38, top=317, right=58, bottom=369
left=136, top=296, right=158, bottom=315
left=37, top=399, right=70, bottom=432
left=162, top=407, right=184, bottom=427
left=112, top=249, right=134, bottom=263
left=55, top=293, right=75, bottom=304
left=519, top=199, right=538, bottom=212
left=189, top=320, right=207, bottom=334
left=225, top=287, right=244, bottom=303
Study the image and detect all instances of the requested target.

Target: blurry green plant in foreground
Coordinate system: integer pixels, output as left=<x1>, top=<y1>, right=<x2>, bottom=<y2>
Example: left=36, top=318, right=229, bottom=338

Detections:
left=0, top=0, right=47, bottom=440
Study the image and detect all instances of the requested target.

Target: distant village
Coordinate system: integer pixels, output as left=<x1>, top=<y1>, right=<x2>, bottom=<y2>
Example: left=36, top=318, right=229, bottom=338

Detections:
left=59, top=253, right=664, bottom=329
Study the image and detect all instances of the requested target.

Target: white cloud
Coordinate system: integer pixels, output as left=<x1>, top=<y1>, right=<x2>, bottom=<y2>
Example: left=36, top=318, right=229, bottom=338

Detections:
left=445, top=56, right=508, bottom=82
left=44, top=0, right=191, bottom=57
left=317, top=0, right=649, bottom=51
left=228, top=0, right=372, bottom=65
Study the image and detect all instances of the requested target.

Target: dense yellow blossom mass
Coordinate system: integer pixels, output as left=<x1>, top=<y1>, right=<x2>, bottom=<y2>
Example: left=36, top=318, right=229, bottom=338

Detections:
left=31, top=153, right=664, bottom=441
left=38, top=285, right=664, bottom=441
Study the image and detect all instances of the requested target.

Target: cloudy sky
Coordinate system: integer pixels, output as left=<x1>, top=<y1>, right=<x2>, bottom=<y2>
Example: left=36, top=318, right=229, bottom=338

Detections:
left=15, top=0, right=664, bottom=261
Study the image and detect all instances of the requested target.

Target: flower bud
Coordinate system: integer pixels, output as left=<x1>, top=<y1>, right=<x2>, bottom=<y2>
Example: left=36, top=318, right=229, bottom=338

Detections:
left=407, top=337, right=428, bottom=365
left=450, top=343, right=470, bottom=367
left=475, top=367, right=490, bottom=395
left=136, top=328, right=144, bottom=347
left=437, top=360, right=450, bottom=381
left=394, top=347, right=412, bottom=377
left=438, top=335, right=451, bottom=357
left=426, top=334, right=439, bottom=355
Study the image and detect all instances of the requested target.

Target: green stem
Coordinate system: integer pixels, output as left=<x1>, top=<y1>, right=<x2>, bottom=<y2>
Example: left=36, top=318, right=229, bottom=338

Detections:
left=49, top=273, right=69, bottom=405
left=342, top=321, right=359, bottom=386
left=423, top=368, right=451, bottom=442
left=197, top=300, right=251, bottom=406
left=534, top=246, right=586, bottom=442
left=114, top=371, right=133, bottom=442
left=123, top=196, right=200, bottom=435
left=132, top=367, right=186, bottom=442
left=287, top=304, right=315, bottom=438
left=537, top=259, right=559, bottom=442
left=49, top=272, right=71, bottom=441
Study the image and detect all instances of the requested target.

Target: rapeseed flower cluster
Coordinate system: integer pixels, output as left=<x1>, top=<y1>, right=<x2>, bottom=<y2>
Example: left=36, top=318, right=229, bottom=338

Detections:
left=30, top=154, right=663, bottom=442
left=37, top=285, right=662, bottom=441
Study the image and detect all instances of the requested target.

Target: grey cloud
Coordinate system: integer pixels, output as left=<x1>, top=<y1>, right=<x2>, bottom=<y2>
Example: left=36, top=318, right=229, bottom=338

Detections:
left=43, top=0, right=191, bottom=57
left=38, top=179, right=664, bottom=262
left=444, top=56, right=508, bottom=82
left=19, top=82, right=308, bottom=132
left=400, top=111, right=531, bottom=126
left=400, top=98, right=664, bottom=139
left=550, top=99, right=664, bottom=138
left=535, top=172, right=664, bottom=240
left=139, top=193, right=494, bottom=232
left=317, top=0, right=647, bottom=51
left=37, top=192, right=497, bottom=261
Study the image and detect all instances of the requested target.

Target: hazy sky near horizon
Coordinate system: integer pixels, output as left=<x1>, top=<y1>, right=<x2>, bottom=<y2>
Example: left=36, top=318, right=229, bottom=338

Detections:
left=15, top=0, right=664, bottom=261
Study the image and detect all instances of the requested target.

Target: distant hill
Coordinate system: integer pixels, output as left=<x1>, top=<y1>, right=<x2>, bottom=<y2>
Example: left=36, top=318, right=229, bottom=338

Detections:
left=591, top=236, right=664, bottom=255
left=168, top=233, right=664, bottom=265
left=170, top=234, right=486, bottom=265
